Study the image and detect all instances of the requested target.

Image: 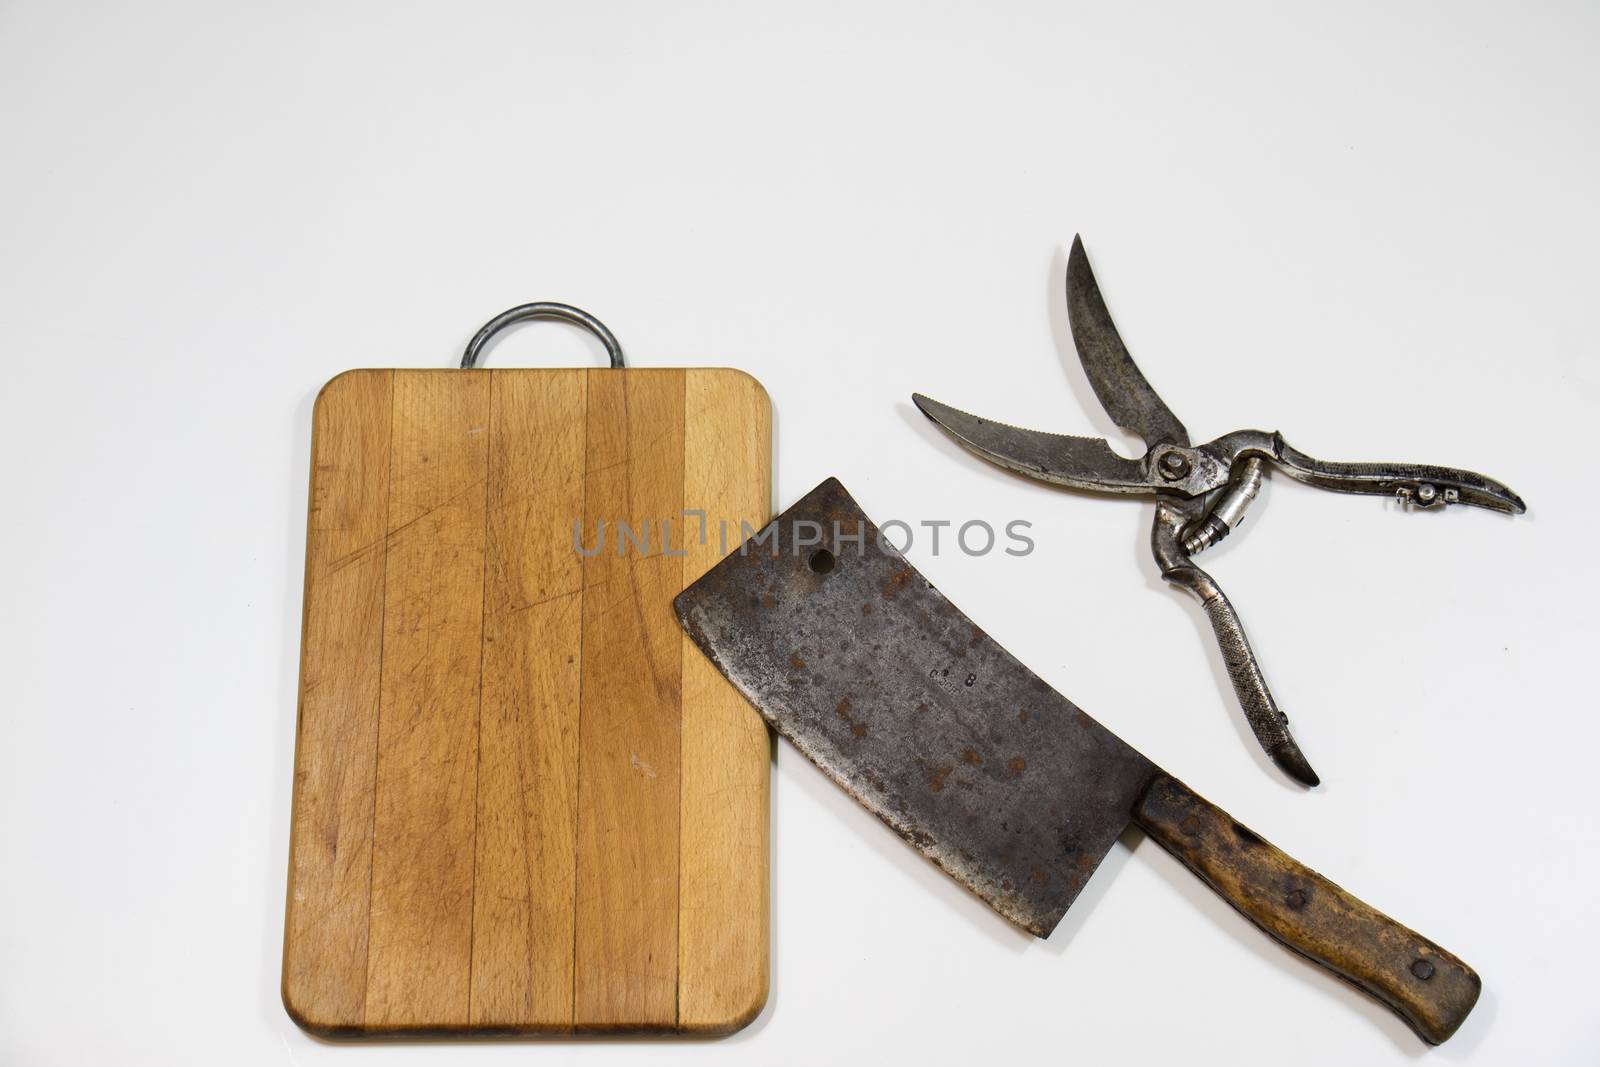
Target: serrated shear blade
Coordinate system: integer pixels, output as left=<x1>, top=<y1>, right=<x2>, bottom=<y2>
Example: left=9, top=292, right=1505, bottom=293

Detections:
left=912, top=393, right=1153, bottom=493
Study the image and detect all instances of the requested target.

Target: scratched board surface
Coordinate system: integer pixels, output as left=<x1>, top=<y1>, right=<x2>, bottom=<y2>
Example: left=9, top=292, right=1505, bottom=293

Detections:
left=283, top=368, right=772, bottom=1035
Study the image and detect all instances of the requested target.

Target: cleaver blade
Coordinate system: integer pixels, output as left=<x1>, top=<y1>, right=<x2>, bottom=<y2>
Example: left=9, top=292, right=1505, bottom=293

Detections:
left=674, top=477, right=1481, bottom=1045
left=678, top=479, right=1153, bottom=937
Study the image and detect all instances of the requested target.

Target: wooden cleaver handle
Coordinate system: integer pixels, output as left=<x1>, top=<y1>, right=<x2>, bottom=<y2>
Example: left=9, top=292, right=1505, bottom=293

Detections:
left=1132, top=774, right=1480, bottom=1044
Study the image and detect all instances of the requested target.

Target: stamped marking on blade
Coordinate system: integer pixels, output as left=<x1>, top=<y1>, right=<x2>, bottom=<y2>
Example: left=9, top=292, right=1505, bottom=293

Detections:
left=674, top=478, right=1157, bottom=938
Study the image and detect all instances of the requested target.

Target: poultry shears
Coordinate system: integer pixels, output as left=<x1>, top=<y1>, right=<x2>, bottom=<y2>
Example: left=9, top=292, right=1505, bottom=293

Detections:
left=913, top=237, right=1525, bottom=786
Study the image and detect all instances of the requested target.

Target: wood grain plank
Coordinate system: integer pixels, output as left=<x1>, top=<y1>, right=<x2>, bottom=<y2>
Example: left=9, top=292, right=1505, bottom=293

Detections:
left=283, top=370, right=393, bottom=1032
left=470, top=370, right=586, bottom=1028
left=287, top=366, right=773, bottom=1036
left=676, top=370, right=773, bottom=1032
left=365, top=370, right=490, bottom=1028
left=574, top=369, right=686, bottom=1029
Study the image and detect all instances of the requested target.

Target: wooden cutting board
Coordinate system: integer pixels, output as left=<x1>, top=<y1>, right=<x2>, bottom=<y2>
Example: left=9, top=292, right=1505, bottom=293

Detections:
left=283, top=367, right=772, bottom=1036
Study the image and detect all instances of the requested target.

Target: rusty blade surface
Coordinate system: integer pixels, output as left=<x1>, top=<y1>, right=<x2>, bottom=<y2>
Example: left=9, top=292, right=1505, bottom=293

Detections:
left=911, top=393, right=1155, bottom=494
left=1066, top=235, right=1190, bottom=451
left=674, top=478, right=1158, bottom=938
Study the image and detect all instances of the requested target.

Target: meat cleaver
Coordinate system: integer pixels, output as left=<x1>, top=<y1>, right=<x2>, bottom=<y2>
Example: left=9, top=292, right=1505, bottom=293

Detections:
left=673, top=477, right=1480, bottom=1044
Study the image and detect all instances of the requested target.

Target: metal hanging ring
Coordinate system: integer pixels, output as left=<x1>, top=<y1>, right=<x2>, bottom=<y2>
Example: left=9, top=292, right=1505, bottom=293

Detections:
left=460, top=302, right=625, bottom=369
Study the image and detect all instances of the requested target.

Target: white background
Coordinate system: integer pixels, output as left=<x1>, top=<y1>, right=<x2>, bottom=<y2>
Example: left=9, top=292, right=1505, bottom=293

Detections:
left=2, top=2, right=1596, bottom=1064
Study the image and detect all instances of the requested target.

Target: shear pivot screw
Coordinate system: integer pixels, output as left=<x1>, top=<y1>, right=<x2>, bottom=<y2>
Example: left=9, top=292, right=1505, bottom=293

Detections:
left=1158, top=452, right=1191, bottom=480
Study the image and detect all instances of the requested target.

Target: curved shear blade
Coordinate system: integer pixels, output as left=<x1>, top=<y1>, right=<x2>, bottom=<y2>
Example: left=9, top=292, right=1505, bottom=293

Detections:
left=1067, top=235, right=1190, bottom=450
left=912, top=393, right=1152, bottom=493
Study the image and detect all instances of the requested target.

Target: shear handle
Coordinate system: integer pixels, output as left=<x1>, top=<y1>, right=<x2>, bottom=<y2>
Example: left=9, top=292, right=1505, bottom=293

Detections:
left=1153, top=496, right=1319, bottom=787
left=1202, top=431, right=1526, bottom=513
